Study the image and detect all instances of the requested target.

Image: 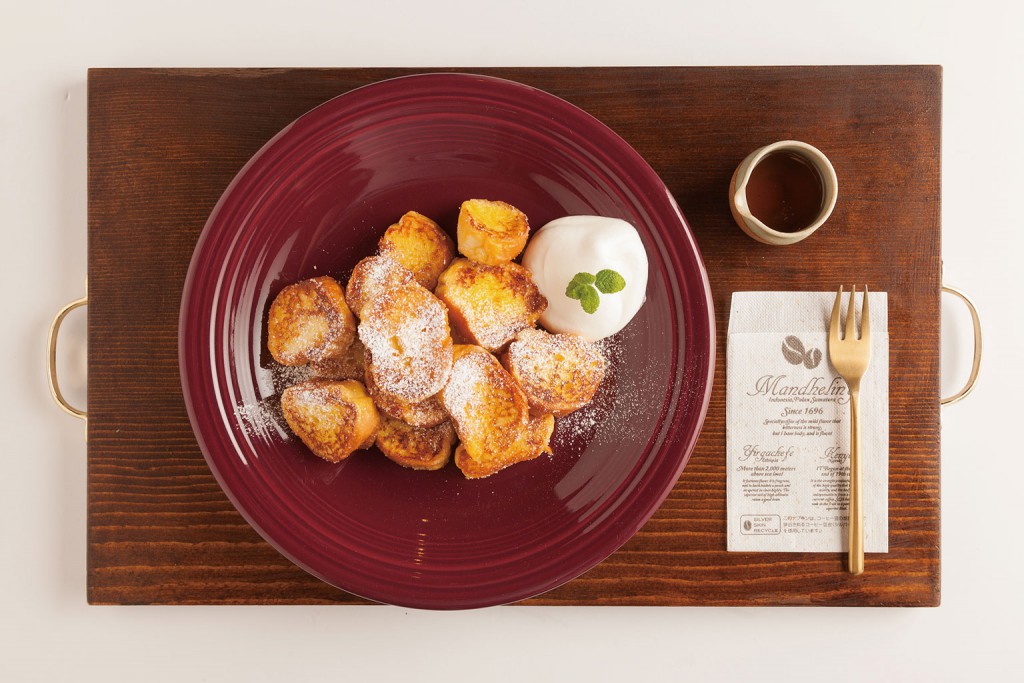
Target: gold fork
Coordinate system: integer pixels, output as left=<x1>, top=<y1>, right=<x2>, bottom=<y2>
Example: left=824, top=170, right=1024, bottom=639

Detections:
left=828, top=286, right=872, bottom=575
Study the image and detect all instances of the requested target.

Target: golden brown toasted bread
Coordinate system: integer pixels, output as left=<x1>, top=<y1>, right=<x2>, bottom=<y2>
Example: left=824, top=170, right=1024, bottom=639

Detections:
left=440, top=344, right=539, bottom=471
left=440, top=345, right=528, bottom=460
left=502, top=328, right=606, bottom=417
left=280, top=379, right=380, bottom=463
left=433, top=258, right=547, bottom=352
left=359, top=282, right=453, bottom=403
left=375, top=417, right=456, bottom=471
left=312, top=337, right=366, bottom=381
left=365, top=369, right=448, bottom=427
left=377, top=211, right=456, bottom=290
left=442, top=344, right=556, bottom=478
left=267, top=276, right=356, bottom=366
left=457, top=199, right=530, bottom=265
left=453, top=413, right=555, bottom=479
left=345, top=254, right=414, bottom=319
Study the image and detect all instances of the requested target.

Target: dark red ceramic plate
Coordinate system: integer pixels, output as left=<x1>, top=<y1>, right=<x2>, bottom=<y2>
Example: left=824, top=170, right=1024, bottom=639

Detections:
left=179, top=73, right=714, bottom=610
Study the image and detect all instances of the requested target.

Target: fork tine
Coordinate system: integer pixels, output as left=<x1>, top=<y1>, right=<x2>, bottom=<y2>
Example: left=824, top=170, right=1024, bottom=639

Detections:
left=830, top=286, right=843, bottom=343
left=861, top=285, right=870, bottom=341
left=845, top=285, right=857, bottom=340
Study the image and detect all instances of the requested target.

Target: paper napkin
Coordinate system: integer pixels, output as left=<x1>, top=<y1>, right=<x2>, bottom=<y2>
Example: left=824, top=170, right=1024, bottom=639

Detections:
left=726, top=292, right=889, bottom=552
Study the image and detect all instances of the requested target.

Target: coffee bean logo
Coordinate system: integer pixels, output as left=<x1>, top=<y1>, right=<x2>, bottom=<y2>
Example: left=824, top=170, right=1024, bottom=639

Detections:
left=804, top=348, right=822, bottom=369
left=782, top=336, right=806, bottom=364
left=782, top=336, right=822, bottom=369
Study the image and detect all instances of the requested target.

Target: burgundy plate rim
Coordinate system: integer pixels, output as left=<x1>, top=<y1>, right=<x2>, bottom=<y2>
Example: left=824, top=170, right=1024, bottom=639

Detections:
left=179, top=72, right=715, bottom=609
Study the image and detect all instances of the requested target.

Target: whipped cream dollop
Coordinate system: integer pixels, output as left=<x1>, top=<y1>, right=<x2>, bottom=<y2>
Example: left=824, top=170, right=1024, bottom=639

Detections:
left=521, top=216, right=648, bottom=341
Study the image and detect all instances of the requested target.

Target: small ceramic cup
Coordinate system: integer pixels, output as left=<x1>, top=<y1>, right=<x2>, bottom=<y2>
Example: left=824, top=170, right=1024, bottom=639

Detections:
left=729, top=140, right=838, bottom=246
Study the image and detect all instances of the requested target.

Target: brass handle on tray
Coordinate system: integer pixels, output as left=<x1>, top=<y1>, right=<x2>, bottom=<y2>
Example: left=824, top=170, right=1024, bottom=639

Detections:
left=941, top=284, right=982, bottom=406
left=46, top=292, right=88, bottom=422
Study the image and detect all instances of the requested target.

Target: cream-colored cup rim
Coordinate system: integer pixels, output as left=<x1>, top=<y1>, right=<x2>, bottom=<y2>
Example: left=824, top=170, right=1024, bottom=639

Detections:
left=733, top=140, right=839, bottom=239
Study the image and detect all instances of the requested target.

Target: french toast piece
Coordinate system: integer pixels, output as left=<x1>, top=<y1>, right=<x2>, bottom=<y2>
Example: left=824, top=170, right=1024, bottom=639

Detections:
left=453, top=413, right=555, bottom=479
left=433, top=258, right=547, bottom=352
left=365, top=370, right=448, bottom=427
left=378, top=211, right=456, bottom=290
left=359, top=282, right=453, bottom=404
left=375, top=417, right=456, bottom=471
left=441, top=344, right=551, bottom=476
left=502, top=328, right=606, bottom=417
left=312, top=337, right=366, bottom=381
left=345, top=254, right=414, bottom=319
left=281, top=379, right=380, bottom=463
left=267, top=276, right=356, bottom=366
left=441, top=345, right=529, bottom=461
left=457, top=199, right=530, bottom=265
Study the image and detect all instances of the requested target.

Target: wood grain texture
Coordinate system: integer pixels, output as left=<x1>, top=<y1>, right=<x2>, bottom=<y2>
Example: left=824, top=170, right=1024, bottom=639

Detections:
left=87, top=66, right=941, bottom=606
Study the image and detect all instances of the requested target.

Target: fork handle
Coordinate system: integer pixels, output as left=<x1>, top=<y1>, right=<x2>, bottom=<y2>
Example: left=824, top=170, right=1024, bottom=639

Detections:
left=848, top=388, right=864, bottom=575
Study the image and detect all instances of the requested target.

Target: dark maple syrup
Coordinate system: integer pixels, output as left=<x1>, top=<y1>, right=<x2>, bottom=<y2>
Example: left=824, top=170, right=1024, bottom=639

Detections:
left=746, top=151, right=825, bottom=232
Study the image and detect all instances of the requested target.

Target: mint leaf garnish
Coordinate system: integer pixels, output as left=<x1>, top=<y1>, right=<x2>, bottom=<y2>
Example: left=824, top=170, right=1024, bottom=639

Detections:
left=571, top=271, right=596, bottom=285
left=579, top=286, right=600, bottom=314
left=595, top=269, right=626, bottom=294
left=565, top=268, right=626, bottom=314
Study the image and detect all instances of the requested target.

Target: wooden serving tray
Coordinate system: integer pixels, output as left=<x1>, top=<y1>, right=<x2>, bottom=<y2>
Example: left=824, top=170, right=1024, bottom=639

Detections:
left=87, top=66, right=941, bottom=606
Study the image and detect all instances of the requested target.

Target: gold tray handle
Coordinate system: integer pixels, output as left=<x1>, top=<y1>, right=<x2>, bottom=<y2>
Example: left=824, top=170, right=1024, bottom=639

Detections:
left=941, top=284, right=982, bottom=406
left=47, top=294, right=88, bottom=420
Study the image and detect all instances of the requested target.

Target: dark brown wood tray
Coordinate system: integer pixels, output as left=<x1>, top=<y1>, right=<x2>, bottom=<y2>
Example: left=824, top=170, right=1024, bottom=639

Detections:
left=87, top=66, right=941, bottom=606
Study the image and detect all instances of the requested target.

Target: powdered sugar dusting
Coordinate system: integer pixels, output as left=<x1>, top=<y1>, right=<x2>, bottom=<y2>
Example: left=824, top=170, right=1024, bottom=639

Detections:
left=271, top=363, right=316, bottom=387
left=346, top=254, right=413, bottom=317
left=235, top=396, right=287, bottom=440
left=359, top=283, right=453, bottom=402
left=235, top=363, right=317, bottom=439
left=438, top=350, right=486, bottom=420
left=550, top=326, right=647, bottom=451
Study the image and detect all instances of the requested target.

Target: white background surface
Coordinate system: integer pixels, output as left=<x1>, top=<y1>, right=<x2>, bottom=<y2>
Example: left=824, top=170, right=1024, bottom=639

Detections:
left=2, top=1, right=1021, bottom=680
